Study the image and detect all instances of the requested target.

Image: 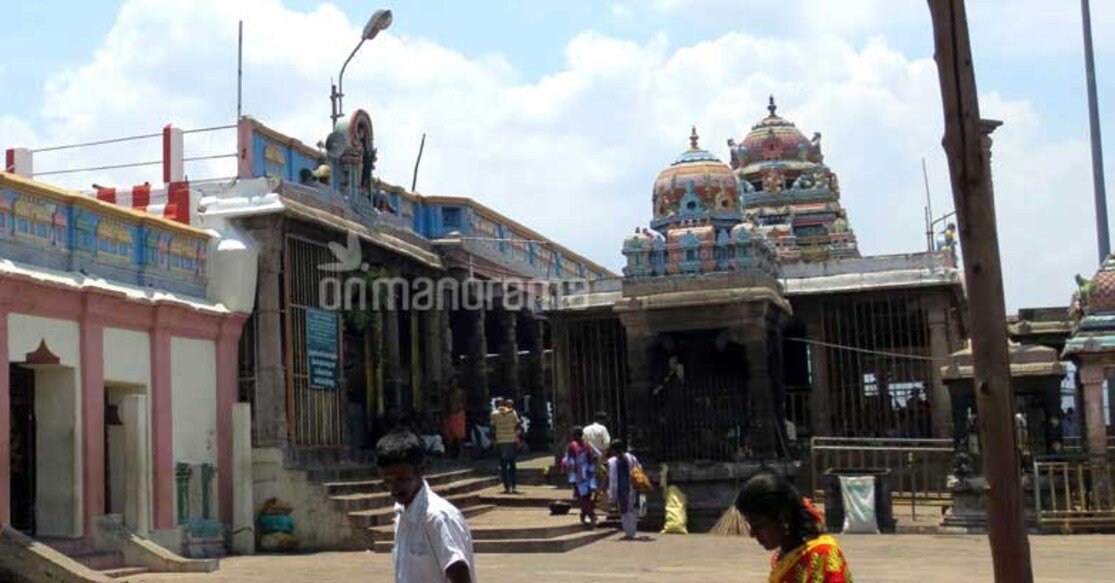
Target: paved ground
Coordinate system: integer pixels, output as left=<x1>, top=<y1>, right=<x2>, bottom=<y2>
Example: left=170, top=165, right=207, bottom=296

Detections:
left=131, top=533, right=1113, bottom=582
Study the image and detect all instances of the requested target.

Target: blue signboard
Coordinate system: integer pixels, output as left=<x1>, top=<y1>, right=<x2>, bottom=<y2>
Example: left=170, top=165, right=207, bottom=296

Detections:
left=306, top=307, right=338, bottom=389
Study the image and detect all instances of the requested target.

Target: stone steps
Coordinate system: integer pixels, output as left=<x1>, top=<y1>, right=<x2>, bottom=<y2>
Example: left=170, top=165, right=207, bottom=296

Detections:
left=322, top=469, right=474, bottom=497
left=349, top=489, right=490, bottom=528
left=37, top=537, right=152, bottom=578
left=371, top=524, right=612, bottom=554
left=335, top=476, right=500, bottom=514
left=101, top=566, right=151, bottom=579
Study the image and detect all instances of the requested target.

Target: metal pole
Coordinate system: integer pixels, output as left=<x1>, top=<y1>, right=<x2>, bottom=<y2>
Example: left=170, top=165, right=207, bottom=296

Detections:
left=411, top=133, right=426, bottom=192
left=237, top=20, right=243, bottom=120
left=926, top=1, right=1033, bottom=581
left=1082, top=0, right=1110, bottom=262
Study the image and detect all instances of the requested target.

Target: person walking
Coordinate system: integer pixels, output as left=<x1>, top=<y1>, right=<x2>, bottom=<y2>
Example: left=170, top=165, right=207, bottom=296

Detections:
left=563, top=426, right=598, bottom=526
left=376, top=430, right=476, bottom=583
left=491, top=398, right=521, bottom=494
left=607, top=439, right=642, bottom=540
left=735, top=471, right=852, bottom=582
left=582, top=411, right=611, bottom=501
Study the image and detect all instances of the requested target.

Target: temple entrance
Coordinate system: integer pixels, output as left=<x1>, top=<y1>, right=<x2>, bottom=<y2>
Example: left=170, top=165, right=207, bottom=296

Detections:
left=9, top=364, right=36, bottom=534
left=649, top=330, right=751, bottom=462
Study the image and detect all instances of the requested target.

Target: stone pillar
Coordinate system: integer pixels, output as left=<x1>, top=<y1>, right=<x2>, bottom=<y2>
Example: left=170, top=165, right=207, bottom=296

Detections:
left=0, top=306, right=9, bottom=527
left=1080, top=363, right=1112, bottom=503
left=801, top=304, right=832, bottom=437
left=622, top=324, right=656, bottom=457
left=216, top=316, right=245, bottom=527
left=231, top=403, right=255, bottom=555
left=551, top=318, right=572, bottom=456
left=79, top=313, right=105, bottom=536
left=927, top=294, right=954, bottom=439
left=741, top=326, right=778, bottom=458
left=528, top=316, right=549, bottom=449
left=250, top=221, right=288, bottom=446
left=409, top=309, right=422, bottom=411
left=465, top=290, right=489, bottom=427
left=149, top=315, right=174, bottom=530
left=423, top=306, right=444, bottom=412
left=384, top=307, right=401, bottom=410
left=500, top=309, right=520, bottom=402
left=122, top=394, right=150, bottom=536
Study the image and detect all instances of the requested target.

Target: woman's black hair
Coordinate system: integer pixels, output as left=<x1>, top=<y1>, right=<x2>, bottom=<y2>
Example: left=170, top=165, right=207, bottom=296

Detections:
left=734, top=470, right=822, bottom=550
left=610, top=439, right=627, bottom=454
left=571, top=425, right=584, bottom=440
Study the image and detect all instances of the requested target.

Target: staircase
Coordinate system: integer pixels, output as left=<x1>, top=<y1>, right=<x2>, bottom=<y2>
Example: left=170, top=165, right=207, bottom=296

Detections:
left=321, top=465, right=613, bottom=553
left=37, top=538, right=149, bottom=580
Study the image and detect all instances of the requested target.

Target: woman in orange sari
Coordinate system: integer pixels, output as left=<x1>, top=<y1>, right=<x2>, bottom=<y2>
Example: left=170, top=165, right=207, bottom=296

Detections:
left=735, top=471, right=853, bottom=583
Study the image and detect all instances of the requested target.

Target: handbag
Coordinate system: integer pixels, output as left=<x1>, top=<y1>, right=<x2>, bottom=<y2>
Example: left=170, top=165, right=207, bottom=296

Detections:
left=630, top=459, right=654, bottom=494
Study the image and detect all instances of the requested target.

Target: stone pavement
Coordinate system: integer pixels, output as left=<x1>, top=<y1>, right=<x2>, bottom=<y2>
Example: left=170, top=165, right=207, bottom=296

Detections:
left=129, top=533, right=1113, bottom=582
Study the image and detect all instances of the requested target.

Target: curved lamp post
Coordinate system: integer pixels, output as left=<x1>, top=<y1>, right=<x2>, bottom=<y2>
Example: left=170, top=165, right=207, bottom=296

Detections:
left=330, top=9, right=393, bottom=127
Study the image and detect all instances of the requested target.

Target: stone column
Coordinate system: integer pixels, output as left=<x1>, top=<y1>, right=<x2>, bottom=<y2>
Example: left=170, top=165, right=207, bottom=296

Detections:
left=423, top=306, right=444, bottom=412
left=231, top=403, right=255, bottom=555
left=500, top=308, right=520, bottom=403
left=79, top=312, right=105, bottom=536
left=528, top=316, right=549, bottom=449
left=249, top=221, right=288, bottom=446
left=621, top=323, right=656, bottom=458
left=409, top=309, right=422, bottom=411
left=465, top=288, right=489, bottom=427
left=927, top=293, right=954, bottom=439
left=740, top=324, right=778, bottom=459
left=122, top=394, right=151, bottom=536
left=1080, top=363, right=1111, bottom=503
left=216, top=316, right=246, bottom=527
left=551, top=318, right=572, bottom=456
left=149, top=314, right=174, bottom=530
left=384, top=306, right=401, bottom=411
left=0, top=306, right=9, bottom=526
left=800, top=304, right=832, bottom=437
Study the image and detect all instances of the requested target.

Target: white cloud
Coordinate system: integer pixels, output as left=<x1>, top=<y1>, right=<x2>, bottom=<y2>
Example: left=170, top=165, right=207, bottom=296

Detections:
left=2, top=0, right=1101, bottom=311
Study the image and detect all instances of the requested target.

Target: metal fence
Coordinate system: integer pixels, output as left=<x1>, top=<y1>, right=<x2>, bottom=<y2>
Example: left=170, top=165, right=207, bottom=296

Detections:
left=1034, top=454, right=1115, bottom=530
left=565, top=318, right=629, bottom=440
left=809, top=436, right=954, bottom=519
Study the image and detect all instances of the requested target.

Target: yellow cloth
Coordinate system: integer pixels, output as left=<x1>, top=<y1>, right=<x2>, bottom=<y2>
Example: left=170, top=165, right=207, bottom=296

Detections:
left=661, top=485, right=688, bottom=534
left=490, top=407, right=520, bottom=444
left=769, top=534, right=853, bottom=583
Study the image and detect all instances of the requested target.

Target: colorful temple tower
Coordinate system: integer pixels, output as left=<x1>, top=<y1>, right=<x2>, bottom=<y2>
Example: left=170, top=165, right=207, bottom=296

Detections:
left=729, top=97, right=859, bottom=263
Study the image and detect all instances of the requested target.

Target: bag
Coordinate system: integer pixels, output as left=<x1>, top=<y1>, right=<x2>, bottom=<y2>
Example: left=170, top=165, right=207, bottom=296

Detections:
left=661, top=485, right=688, bottom=534
left=631, top=464, right=654, bottom=494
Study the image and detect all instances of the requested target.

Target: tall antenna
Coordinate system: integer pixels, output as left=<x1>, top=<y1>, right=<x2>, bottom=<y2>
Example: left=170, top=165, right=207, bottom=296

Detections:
left=237, top=20, right=244, bottom=120
left=411, top=133, right=427, bottom=192
left=923, top=158, right=934, bottom=251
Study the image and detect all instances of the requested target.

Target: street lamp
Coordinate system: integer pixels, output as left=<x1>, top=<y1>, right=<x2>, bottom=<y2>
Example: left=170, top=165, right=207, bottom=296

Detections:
left=330, top=9, right=393, bottom=127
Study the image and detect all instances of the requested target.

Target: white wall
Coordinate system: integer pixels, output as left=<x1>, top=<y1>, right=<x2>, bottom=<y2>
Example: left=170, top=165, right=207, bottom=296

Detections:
left=170, top=337, right=217, bottom=466
left=103, top=328, right=151, bottom=387
left=8, top=314, right=82, bottom=538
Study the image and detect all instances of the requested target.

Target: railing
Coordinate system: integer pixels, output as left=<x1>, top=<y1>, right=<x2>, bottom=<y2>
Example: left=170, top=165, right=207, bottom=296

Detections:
left=1062, top=436, right=1115, bottom=453
left=1034, top=454, right=1115, bottom=530
left=809, top=436, right=954, bottom=519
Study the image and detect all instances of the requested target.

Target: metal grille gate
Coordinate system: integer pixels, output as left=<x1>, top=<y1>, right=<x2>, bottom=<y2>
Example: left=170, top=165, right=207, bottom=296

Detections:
left=566, top=318, right=629, bottom=441
left=284, top=234, right=347, bottom=447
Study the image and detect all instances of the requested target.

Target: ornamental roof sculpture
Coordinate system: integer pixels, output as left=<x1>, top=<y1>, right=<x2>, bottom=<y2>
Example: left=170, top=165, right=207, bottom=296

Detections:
left=622, top=127, right=778, bottom=280
left=1066, top=255, right=1115, bottom=356
left=728, top=97, right=860, bottom=263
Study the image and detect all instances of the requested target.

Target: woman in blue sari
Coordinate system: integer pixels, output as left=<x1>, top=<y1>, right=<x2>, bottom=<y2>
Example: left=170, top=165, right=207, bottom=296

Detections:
left=607, top=439, right=641, bottom=539
left=563, top=426, right=598, bottom=526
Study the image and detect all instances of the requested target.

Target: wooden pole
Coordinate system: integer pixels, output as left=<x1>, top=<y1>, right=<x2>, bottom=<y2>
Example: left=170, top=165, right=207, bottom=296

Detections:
left=926, top=2, right=1034, bottom=582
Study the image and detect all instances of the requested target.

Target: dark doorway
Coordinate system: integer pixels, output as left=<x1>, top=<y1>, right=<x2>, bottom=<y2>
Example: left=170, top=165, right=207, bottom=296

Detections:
left=9, top=364, right=36, bottom=534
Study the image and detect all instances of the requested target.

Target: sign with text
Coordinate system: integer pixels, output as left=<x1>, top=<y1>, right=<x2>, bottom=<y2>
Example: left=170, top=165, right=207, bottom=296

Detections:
left=306, top=307, right=339, bottom=390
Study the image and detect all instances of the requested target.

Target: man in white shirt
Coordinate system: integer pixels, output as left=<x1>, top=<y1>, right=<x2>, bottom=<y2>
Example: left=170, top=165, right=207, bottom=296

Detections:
left=377, top=430, right=476, bottom=583
left=582, top=411, right=611, bottom=457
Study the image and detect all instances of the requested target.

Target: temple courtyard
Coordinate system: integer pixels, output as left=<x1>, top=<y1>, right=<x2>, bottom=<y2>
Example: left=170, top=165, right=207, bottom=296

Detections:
left=129, top=533, right=1111, bottom=582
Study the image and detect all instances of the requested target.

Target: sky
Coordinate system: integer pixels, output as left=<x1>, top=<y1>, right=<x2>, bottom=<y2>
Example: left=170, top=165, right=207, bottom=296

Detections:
left=1, top=0, right=1113, bottom=312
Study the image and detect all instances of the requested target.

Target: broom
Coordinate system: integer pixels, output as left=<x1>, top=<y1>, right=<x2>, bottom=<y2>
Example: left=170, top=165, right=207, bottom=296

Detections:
left=710, top=504, right=747, bottom=536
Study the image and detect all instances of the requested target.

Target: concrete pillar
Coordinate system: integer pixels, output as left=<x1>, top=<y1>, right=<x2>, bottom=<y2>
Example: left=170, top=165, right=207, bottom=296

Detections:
left=422, top=307, right=444, bottom=412
left=621, top=324, right=655, bottom=457
left=0, top=307, right=9, bottom=526
left=927, top=294, right=953, bottom=439
left=742, top=328, right=778, bottom=458
left=122, top=394, right=150, bottom=536
left=250, top=222, right=288, bottom=446
left=231, top=403, right=255, bottom=555
left=551, top=318, right=573, bottom=455
left=384, top=307, right=401, bottom=410
left=466, top=292, right=488, bottom=427
left=500, top=309, right=520, bottom=402
left=528, top=316, right=548, bottom=449
left=409, top=309, right=422, bottom=411
left=1080, top=363, right=1111, bottom=503
left=216, top=316, right=245, bottom=527
left=149, top=318, right=174, bottom=530
left=801, top=305, right=832, bottom=437
left=79, top=316, right=105, bottom=536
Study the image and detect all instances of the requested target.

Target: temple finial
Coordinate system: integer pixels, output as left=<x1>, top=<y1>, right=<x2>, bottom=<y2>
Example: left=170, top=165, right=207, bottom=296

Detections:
left=768, top=95, right=777, bottom=117
left=689, top=126, right=699, bottom=149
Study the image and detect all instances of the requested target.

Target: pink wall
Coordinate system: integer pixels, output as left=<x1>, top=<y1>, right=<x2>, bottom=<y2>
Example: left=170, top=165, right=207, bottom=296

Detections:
left=0, top=271, right=247, bottom=536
